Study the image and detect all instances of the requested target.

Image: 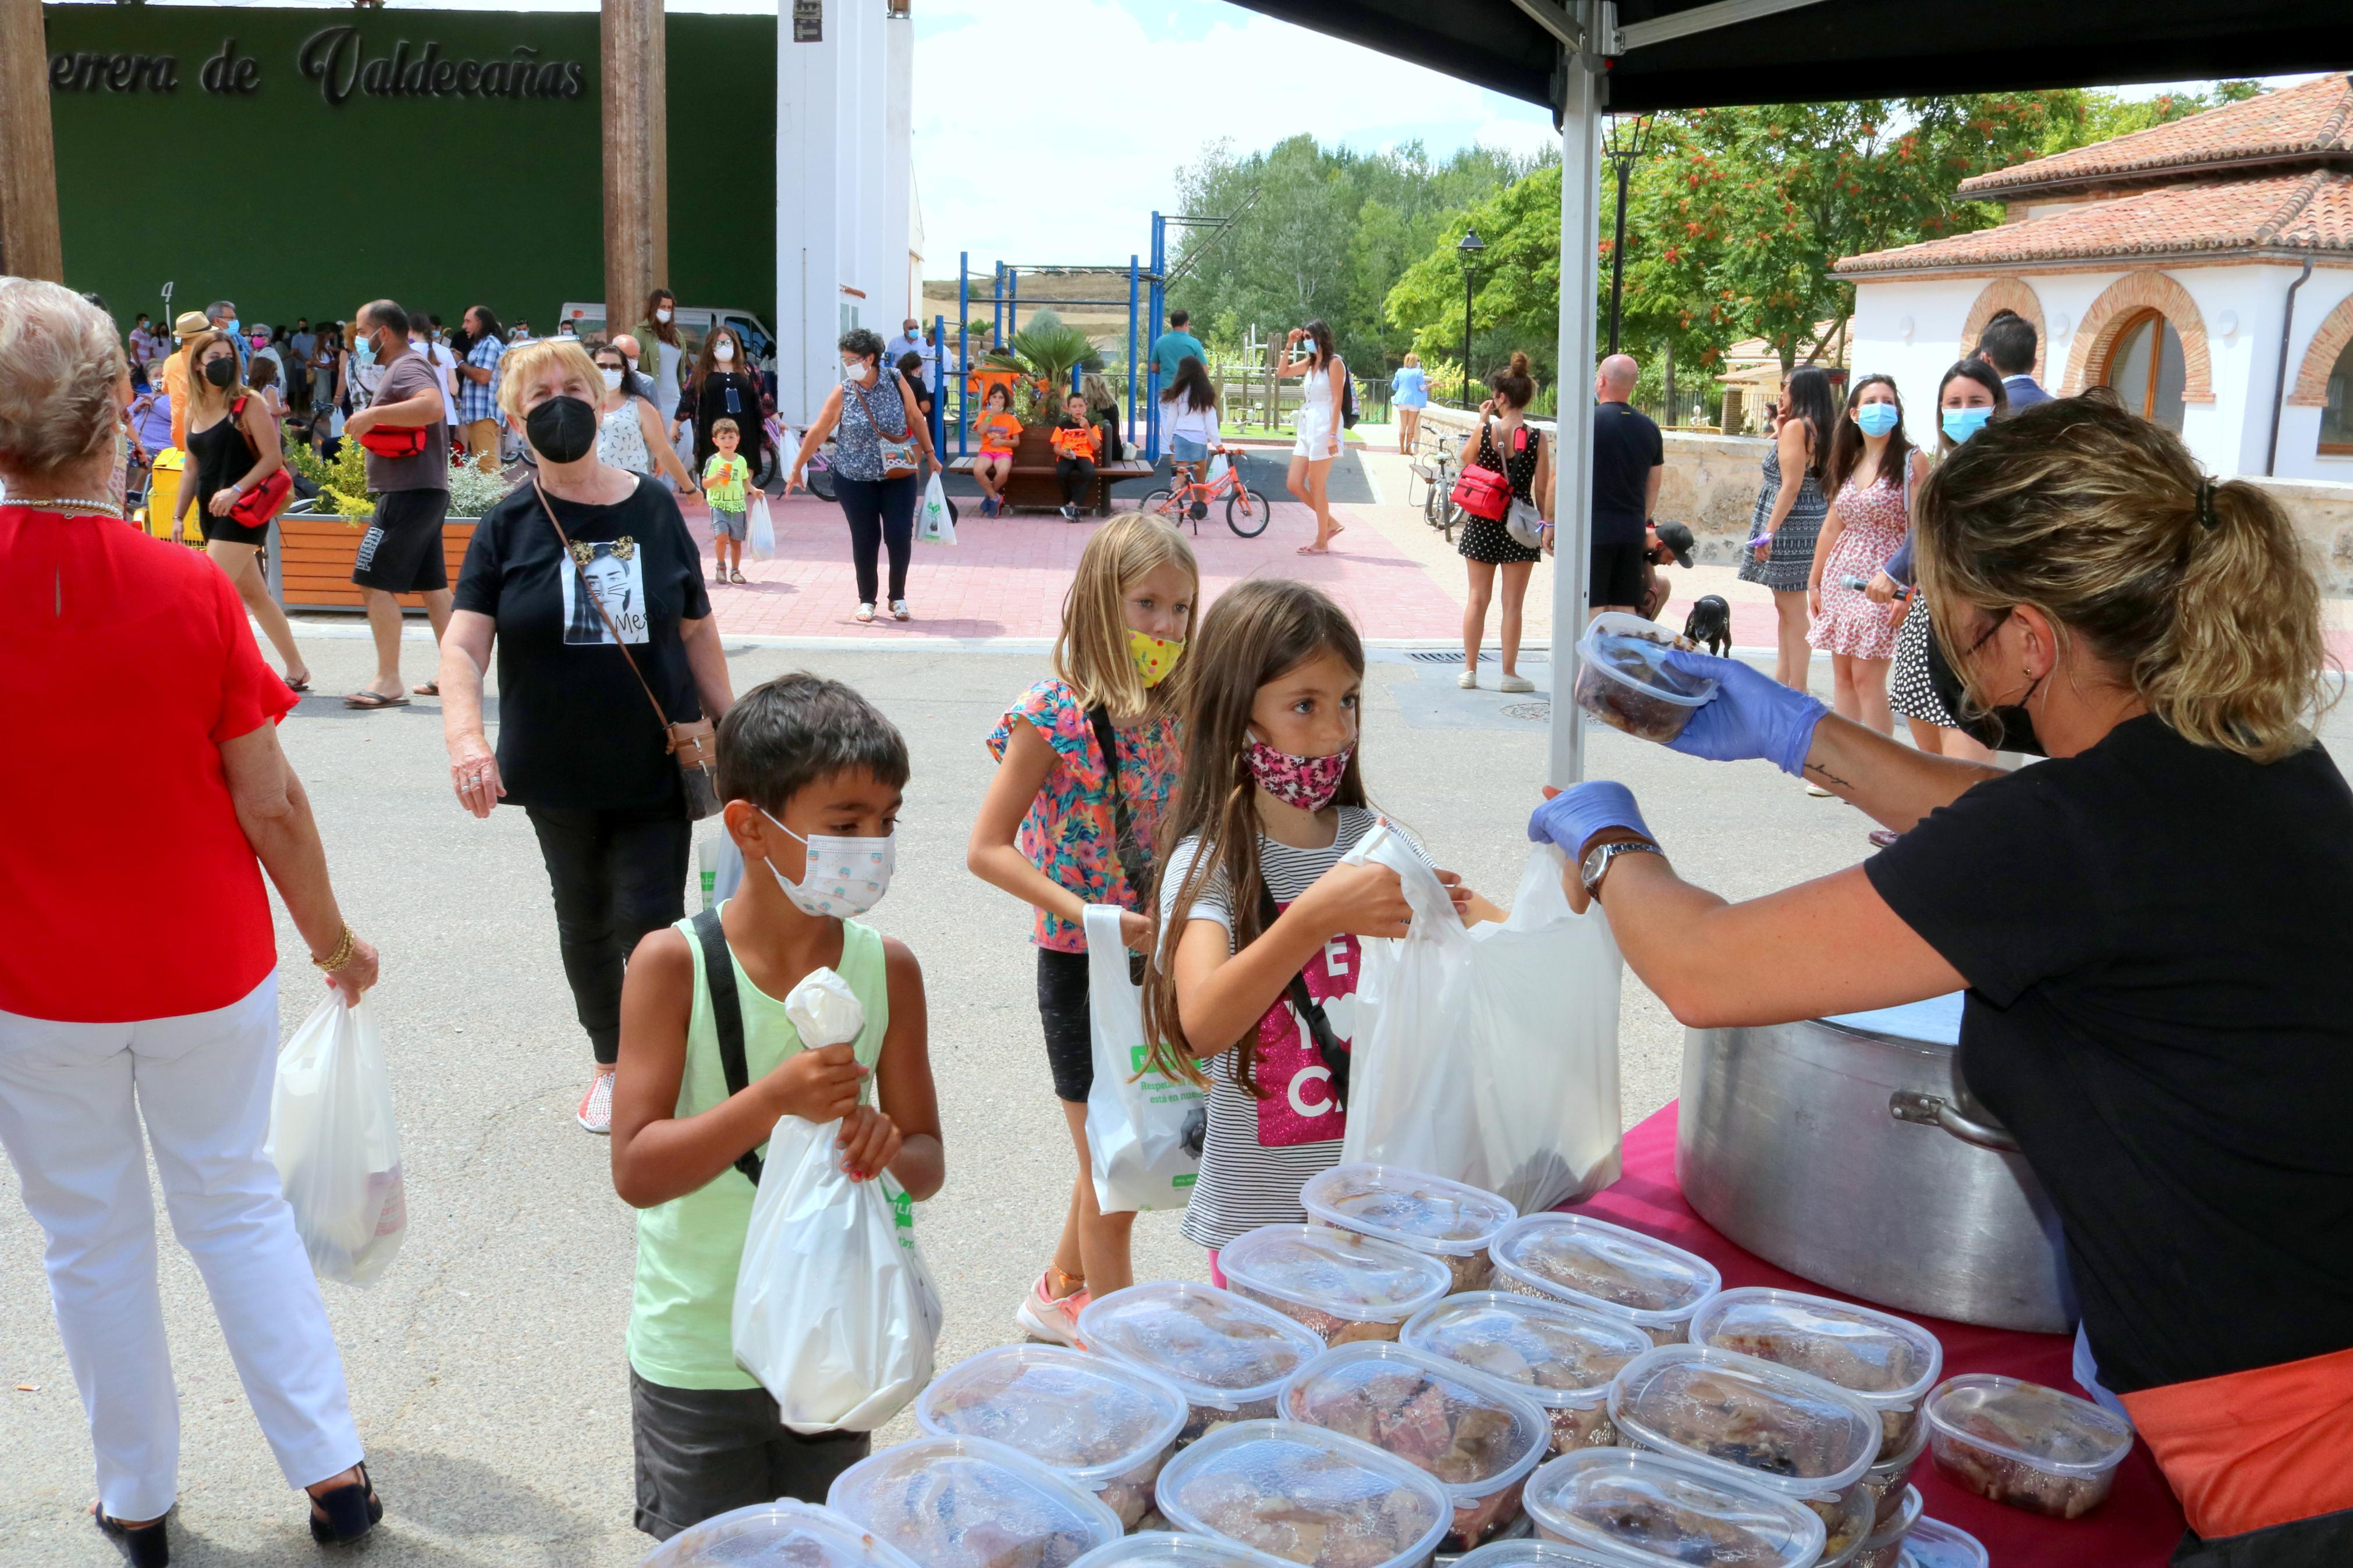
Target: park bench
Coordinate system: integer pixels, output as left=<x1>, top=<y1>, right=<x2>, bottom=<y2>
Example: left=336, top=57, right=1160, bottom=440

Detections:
left=944, top=425, right=1154, bottom=517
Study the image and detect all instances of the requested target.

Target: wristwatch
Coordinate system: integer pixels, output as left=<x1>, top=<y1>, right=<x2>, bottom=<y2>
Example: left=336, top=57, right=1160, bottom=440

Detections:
left=1580, top=838, right=1662, bottom=898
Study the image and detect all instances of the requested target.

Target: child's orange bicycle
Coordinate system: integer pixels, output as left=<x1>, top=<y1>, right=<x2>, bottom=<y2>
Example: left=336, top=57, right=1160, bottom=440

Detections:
left=1136, top=444, right=1272, bottom=537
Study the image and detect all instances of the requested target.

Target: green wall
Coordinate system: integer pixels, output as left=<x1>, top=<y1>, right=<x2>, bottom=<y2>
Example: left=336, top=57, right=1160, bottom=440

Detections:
left=41, top=5, right=775, bottom=340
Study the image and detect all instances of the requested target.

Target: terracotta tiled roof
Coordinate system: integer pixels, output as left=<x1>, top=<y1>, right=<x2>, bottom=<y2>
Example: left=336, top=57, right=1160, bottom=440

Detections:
left=1956, top=74, right=2353, bottom=199
left=1834, top=172, right=2353, bottom=275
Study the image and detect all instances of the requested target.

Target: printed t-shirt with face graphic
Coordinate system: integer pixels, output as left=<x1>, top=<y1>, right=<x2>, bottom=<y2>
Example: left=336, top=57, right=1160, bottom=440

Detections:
left=454, top=475, right=711, bottom=811
left=1156, top=805, right=1433, bottom=1249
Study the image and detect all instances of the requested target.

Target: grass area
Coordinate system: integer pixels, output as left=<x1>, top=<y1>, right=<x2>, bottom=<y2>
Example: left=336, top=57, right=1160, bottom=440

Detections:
left=1219, top=424, right=1372, bottom=443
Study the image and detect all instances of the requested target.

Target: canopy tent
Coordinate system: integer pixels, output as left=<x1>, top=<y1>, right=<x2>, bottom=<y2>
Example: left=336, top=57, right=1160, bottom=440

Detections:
left=1225, top=0, right=2344, bottom=782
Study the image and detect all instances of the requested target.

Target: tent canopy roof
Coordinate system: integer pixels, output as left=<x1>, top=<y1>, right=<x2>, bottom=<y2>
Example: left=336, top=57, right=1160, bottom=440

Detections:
left=1226, top=2, right=2344, bottom=114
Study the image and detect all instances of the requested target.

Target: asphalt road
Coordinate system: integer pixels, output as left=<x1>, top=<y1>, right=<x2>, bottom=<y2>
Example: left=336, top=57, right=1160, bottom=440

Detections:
left=6, top=634, right=2343, bottom=1566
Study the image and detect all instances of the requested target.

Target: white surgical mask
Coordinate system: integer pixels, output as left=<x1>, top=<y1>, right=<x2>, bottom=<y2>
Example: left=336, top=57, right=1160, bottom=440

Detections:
left=761, top=808, right=894, bottom=918
left=601, top=368, right=625, bottom=390
left=655, top=307, right=673, bottom=323
left=714, top=340, right=735, bottom=363
left=841, top=360, right=867, bottom=383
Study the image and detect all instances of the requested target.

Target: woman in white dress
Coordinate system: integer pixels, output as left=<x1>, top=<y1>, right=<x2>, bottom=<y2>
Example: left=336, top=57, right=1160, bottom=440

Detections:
left=1279, top=319, right=1347, bottom=554
left=591, top=342, right=700, bottom=499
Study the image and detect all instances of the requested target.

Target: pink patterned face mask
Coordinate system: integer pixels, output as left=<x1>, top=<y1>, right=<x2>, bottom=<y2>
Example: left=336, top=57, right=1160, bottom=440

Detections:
left=1244, top=731, right=1354, bottom=811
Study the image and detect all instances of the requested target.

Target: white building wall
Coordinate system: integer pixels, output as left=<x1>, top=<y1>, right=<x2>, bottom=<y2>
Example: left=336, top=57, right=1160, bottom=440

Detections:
left=2273, top=268, right=2353, bottom=483
left=881, top=11, right=914, bottom=324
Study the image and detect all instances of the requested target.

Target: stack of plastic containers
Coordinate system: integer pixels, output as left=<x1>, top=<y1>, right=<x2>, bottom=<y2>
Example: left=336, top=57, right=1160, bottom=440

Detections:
left=1301, top=1164, right=1520, bottom=1294
left=917, top=1346, right=1190, bottom=1531
left=1402, top=1291, right=1652, bottom=1455
left=1488, top=1215, right=1720, bottom=1347
left=1218, top=1225, right=1453, bottom=1346
left=1081, top=1282, right=1329, bottom=1446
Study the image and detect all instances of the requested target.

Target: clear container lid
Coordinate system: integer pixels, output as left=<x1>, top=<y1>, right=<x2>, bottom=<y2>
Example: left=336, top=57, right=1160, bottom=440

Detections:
left=1921, top=1375, right=2132, bottom=1478
left=826, top=1436, right=1123, bottom=1568
left=1449, top=1538, right=1649, bottom=1568
left=1858, top=1485, right=1922, bottom=1551
left=1278, top=1342, right=1550, bottom=1503
left=1894, top=1517, right=1987, bottom=1568
left=1575, top=613, right=1719, bottom=710
left=1080, top=1282, right=1328, bottom=1412
left=1686, top=1289, right=1944, bottom=1413
left=1607, top=1345, right=1884, bottom=1499
left=1154, top=1419, right=1453, bottom=1568
left=1068, top=1533, right=1297, bottom=1568
left=1489, top=1215, right=1721, bottom=1334
left=1301, top=1165, right=1519, bottom=1258
left=1219, top=1224, right=1454, bottom=1326
left=916, top=1346, right=1188, bottom=1489
left=1403, top=1292, right=1653, bottom=1411
left=641, top=1499, right=928, bottom=1568
left=1521, top=1447, right=1827, bottom=1568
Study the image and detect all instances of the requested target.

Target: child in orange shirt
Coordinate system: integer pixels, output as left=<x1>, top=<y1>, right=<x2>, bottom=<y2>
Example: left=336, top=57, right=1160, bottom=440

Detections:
left=974, top=383, right=1020, bottom=517
left=1049, top=393, right=1102, bottom=521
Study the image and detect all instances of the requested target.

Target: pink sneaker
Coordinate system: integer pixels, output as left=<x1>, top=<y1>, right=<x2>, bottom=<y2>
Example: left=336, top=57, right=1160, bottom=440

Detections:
left=1014, top=1271, right=1091, bottom=1347
left=577, top=1071, right=615, bottom=1135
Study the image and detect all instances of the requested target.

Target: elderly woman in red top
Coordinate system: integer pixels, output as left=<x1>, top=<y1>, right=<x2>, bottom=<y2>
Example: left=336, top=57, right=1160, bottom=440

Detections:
left=0, top=279, right=386, bottom=1564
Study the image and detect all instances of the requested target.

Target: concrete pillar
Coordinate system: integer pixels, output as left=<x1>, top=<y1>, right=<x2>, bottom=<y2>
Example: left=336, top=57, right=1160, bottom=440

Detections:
left=882, top=9, right=914, bottom=322
left=776, top=0, right=842, bottom=425
left=602, top=0, right=668, bottom=342
left=0, top=0, right=65, bottom=281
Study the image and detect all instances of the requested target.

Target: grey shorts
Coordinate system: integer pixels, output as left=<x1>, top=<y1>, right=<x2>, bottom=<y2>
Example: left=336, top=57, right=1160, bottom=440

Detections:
left=709, top=505, right=748, bottom=541
left=630, top=1370, right=870, bottom=1541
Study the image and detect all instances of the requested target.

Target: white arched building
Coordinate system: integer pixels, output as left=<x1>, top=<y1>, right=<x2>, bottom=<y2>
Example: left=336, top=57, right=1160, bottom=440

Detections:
left=1835, top=74, right=2353, bottom=485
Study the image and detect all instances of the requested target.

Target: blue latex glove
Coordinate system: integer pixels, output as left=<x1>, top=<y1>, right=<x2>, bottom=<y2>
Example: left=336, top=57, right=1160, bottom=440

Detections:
left=1660, top=648, right=1827, bottom=777
left=1528, top=781, right=1654, bottom=859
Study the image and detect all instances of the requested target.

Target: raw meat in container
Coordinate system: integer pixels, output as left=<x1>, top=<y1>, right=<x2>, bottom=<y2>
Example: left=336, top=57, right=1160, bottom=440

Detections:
left=1154, top=1420, right=1452, bottom=1568
left=826, top=1435, right=1123, bottom=1568
left=1081, top=1282, right=1329, bottom=1446
left=918, top=1346, right=1189, bottom=1531
left=1301, top=1165, right=1518, bottom=1294
left=1489, top=1214, right=1720, bottom=1347
left=1403, top=1292, right=1650, bottom=1454
left=1521, top=1446, right=1827, bottom=1568
left=1921, top=1375, right=2131, bottom=1520
left=1688, top=1288, right=1943, bottom=1457
left=1219, top=1225, right=1454, bottom=1346
left=640, top=1498, right=928, bottom=1568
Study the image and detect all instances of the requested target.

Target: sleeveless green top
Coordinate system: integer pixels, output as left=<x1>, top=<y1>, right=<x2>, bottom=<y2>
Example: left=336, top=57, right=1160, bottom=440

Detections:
left=627, top=908, right=890, bottom=1389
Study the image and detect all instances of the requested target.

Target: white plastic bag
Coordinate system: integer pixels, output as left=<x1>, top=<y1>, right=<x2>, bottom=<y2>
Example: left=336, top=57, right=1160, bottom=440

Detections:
left=747, top=493, right=777, bottom=561
left=917, top=473, right=956, bottom=545
left=1081, top=904, right=1206, bottom=1213
left=1340, top=824, right=1623, bottom=1214
left=265, top=994, right=407, bottom=1287
left=732, top=1114, right=942, bottom=1433
left=1206, top=451, right=1230, bottom=485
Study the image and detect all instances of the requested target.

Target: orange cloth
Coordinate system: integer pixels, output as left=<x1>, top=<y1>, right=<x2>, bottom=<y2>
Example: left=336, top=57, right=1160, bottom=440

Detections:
left=164, top=344, right=191, bottom=449
left=1050, top=423, right=1101, bottom=463
left=966, top=367, right=1022, bottom=411
left=975, top=412, right=1021, bottom=456
left=2120, top=1343, right=2353, bottom=1540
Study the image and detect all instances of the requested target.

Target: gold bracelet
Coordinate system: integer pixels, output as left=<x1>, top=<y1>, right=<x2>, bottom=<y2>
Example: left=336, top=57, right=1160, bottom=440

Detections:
left=311, top=924, right=356, bottom=972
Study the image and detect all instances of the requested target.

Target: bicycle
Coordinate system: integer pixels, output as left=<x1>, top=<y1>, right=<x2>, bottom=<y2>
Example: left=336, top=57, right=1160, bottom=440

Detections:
left=1137, top=443, right=1271, bottom=538
left=1408, top=432, right=1465, bottom=542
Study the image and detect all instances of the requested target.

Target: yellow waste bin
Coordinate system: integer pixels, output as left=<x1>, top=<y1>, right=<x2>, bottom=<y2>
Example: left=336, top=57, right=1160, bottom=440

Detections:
left=142, top=447, right=200, bottom=544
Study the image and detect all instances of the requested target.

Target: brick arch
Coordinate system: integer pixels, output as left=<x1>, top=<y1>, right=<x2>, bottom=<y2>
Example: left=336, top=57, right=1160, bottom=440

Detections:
left=2287, top=289, right=2353, bottom=408
left=2060, top=270, right=2213, bottom=403
left=1960, top=278, right=2046, bottom=382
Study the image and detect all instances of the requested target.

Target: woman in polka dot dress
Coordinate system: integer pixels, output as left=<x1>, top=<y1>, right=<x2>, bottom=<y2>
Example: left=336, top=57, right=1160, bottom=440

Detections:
left=1456, top=352, right=1550, bottom=694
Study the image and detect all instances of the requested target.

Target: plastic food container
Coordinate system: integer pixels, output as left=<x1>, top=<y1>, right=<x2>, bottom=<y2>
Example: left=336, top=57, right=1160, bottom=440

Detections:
left=1848, top=1485, right=1922, bottom=1568
left=1154, top=1419, right=1453, bottom=1568
left=918, top=1346, right=1190, bottom=1531
left=1069, top=1533, right=1298, bottom=1568
left=1687, top=1289, right=1944, bottom=1456
left=1608, top=1345, right=1883, bottom=1563
left=1402, top=1292, right=1651, bottom=1455
left=1922, top=1374, right=2132, bottom=1520
left=1890, top=1516, right=1986, bottom=1568
left=1445, top=1538, right=1638, bottom=1568
left=827, top=1435, right=1124, bottom=1568
left=1220, top=1225, right=1454, bottom=1346
left=1572, top=613, right=1717, bottom=744
left=641, top=1498, right=927, bottom=1568
left=1082, top=1283, right=1330, bottom=1446
left=1489, top=1215, right=1720, bottom=1346
left=1303, top=1165, right=1519, bottom=1294
left=1860, top=1416, right=1929, bottom=1527
left=1279, top=1343, right=1551, bottom=1551
left=1521, top=1446, right=1827, bottom=1568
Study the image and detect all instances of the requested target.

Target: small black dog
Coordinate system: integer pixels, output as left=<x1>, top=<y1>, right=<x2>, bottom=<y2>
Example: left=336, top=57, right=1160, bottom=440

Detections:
left=1683, top=595, right=1733, bottom=656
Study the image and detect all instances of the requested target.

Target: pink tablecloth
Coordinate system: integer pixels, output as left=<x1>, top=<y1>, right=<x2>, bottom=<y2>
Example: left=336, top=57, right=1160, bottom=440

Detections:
left=1563, top=1101, right=2187, bottom=1566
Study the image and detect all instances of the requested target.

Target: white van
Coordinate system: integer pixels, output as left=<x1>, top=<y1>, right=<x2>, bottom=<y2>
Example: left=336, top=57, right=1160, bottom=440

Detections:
left=557, top=301, right=775, bottom=376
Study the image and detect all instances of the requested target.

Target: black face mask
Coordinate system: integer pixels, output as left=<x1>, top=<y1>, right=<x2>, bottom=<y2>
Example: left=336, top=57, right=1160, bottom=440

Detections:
left=526, top=394, right=600, bottom=464
left=203, top=355, right=237, bottom=389
left=1922, top=611, right=2045, bottom=757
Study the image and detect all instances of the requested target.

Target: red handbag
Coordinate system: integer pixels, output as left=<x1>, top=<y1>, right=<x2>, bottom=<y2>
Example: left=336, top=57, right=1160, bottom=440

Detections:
left=357, top=425, right=431, bottom=458
left=225, top=396, right=294, bottom=527
left=1447, top=415, right=1517, bottom=522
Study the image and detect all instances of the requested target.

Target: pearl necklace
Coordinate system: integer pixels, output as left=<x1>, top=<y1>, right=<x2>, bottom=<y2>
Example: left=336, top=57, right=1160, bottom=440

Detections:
left=6, top=496, right=125, bottom=519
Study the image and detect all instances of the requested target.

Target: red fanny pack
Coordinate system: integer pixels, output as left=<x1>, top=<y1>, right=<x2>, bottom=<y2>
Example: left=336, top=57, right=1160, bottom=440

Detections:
left=225, top=396, right=294, bottom=527
left=357, top=425, right=432, bottom=458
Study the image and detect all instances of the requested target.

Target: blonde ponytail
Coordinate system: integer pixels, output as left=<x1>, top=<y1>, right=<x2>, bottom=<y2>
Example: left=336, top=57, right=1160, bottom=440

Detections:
left=1914, top=390, right=2331, bottom=763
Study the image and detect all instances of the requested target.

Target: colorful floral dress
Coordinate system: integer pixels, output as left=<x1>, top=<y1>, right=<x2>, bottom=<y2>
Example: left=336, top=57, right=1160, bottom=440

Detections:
left=986, top=679, right=1183, bottom=952
left=1808, top=471, right=1910, bottom=660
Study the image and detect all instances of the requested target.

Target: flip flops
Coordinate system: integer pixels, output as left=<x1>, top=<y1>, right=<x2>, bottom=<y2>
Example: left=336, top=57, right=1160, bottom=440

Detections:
left=344, top=692, right=409, bottom=710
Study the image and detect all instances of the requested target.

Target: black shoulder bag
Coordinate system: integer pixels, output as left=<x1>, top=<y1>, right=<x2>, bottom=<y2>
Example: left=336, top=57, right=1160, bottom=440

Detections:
left=1087, top=706, right=1156, bottom=987
left=1252, top=880, right=1351, bottom=1112
left=692, top=908, right=765, bottom=1187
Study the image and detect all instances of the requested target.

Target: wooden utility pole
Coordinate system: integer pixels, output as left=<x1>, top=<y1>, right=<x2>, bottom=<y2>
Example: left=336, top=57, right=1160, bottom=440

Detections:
left=0, top=0, right=65, bottom=280
left=601, top=0, right=668, bottom=335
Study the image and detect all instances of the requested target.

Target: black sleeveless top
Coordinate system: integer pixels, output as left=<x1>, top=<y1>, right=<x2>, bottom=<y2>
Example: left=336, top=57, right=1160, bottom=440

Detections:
left=186, top=403, right=251, bottom=511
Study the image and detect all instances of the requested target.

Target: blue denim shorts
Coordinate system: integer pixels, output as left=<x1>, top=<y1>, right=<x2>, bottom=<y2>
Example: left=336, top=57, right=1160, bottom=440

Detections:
left=1171, top=435, right=1209, bottom=463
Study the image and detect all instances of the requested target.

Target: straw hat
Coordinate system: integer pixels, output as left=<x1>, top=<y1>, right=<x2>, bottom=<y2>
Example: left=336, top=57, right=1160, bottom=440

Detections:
left=172, top=310, right=210, bottom=337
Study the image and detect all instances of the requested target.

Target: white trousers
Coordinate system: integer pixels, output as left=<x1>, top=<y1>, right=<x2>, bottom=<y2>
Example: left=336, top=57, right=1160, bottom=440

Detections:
left=0, top=975, right=362, bottom=1520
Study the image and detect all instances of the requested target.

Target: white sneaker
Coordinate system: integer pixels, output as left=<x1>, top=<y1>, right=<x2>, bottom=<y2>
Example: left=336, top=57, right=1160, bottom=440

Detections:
left=1457, top=667, right=1478, bottom=689
left=1497, top=671, right=1535, bottom=694
left=855, top=602, right=876, bottom=623
left=1014, top=1271, right=1091, bottom=1348
left=890, top=599, right=910, bottom=621
left=576, top=1070, right=615, bottom=1135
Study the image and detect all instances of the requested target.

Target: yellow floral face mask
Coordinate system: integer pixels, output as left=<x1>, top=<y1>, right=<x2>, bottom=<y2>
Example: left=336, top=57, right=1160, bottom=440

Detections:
left=1128, top=628, right=1184, bottom=688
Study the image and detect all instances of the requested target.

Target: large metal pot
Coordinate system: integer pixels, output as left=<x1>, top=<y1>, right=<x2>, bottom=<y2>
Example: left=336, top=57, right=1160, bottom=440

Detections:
left=1676, top=995, right=2076, bottom=1334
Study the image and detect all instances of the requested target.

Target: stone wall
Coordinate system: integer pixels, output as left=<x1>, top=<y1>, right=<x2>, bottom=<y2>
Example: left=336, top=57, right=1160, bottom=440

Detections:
left=1412, top=404, right=2353, bottom=589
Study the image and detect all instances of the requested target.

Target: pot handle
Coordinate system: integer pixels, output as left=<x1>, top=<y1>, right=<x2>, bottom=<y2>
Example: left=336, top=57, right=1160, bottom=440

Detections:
left=1889, top=1090, right=2022, bottom=1154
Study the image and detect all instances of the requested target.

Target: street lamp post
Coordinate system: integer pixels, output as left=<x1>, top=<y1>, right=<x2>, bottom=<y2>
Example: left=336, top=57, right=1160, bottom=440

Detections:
left=1602, top=115, right=1652, bottom=357
left=1457, top=227, right=1485, bottom=408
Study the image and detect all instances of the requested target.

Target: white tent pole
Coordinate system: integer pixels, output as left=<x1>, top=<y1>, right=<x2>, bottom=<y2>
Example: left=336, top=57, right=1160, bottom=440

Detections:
left=1548, top=15, right=1604, bottom=786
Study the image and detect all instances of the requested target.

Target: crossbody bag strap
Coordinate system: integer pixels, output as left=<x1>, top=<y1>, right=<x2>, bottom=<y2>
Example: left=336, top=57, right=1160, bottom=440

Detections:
left=692, top=908, right=764, bottom=1187
left=533, top=479, right=677, bottom=745
left=1254, top=880, right=1350, bottom=1112
left=1088, top=706, right=1156, bottom=986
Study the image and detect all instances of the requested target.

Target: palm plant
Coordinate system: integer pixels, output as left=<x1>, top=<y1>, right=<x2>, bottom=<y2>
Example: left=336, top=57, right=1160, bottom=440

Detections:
left=981, top=310, right=1103, bottom=425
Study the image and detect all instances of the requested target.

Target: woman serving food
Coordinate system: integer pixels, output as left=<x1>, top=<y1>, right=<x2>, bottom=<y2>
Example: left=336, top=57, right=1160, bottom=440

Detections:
left=1531, top=393, right=2352, bottom=1566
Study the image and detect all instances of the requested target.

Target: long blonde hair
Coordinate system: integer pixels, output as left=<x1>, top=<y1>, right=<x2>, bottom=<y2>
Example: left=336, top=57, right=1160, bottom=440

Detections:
left=1915, top=389, right=2331, bottom=763
left=1052, top=514, right=1199, bottom=721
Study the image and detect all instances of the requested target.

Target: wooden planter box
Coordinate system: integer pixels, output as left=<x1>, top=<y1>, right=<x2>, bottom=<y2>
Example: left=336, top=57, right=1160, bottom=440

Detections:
left=274, top=509, right=475, bottom=612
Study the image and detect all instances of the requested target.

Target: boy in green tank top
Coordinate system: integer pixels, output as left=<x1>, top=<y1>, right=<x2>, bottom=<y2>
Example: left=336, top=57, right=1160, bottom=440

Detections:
left=609, top=674, right=943, bottom=1544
